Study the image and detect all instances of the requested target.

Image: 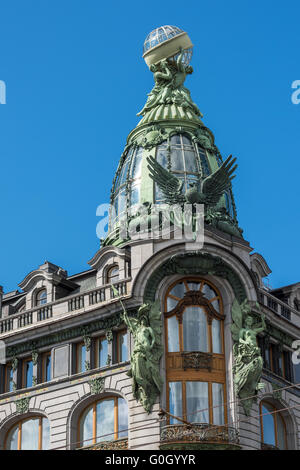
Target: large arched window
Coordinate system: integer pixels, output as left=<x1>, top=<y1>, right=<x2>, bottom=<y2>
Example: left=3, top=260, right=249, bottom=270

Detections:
left=5, top=416, right=50, bottom=450
left=164, top=278, right=226, bottom=425
left=78, top=397, right=128, bottom=448
left=260, top=401, right=287, bottom=450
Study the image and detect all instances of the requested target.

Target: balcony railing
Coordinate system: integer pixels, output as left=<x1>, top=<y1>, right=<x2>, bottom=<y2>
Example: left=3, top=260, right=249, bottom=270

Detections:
left=0, top=279, right=131, bottom=336
left=259, top=289, right=300, bottom=325
left=79, top=438, right=128, bottom=450
left=160, top=423, right=239, bottom=446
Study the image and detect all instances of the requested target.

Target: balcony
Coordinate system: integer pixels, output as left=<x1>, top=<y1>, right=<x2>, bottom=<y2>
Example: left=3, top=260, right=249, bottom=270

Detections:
left=0, top=279, right=131, bottom=337
left=160, top=423, right=240, bottom=450
left=79, top=438, right=128, bottom=450
left=259, top=289, right=300, bottom=326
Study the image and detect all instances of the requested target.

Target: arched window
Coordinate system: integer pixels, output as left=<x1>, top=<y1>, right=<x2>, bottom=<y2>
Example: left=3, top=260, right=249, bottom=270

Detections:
left=164, top=278, right=226, bottom=425
left=260, top=401, right=287, bottom=449
left=35, top=289, right=47, bottom=307
left=5, top=416, right=50, bottom=450
left=106, top=265, right=119, bottom=284
left=78, top=397, right=128, bottom=448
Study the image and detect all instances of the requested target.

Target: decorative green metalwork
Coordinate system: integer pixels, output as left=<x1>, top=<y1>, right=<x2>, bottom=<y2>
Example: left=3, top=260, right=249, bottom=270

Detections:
left=122, top=301, right=163, bottom=413
left=15, top=397, right=30, bottom=414
left=89, top=376, right=105, bottom=395
left=231, top=299, right=266, bottom=415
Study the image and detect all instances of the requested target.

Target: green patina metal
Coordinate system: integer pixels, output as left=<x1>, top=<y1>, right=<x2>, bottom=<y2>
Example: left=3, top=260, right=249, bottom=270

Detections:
left=122, top=301, right=163, bottom=414
left=88, top=376, right=105, bottom=395
left=231, top=299, right=266, bottom=415
left=104, top=45, right=243, bottom=246
left=143, top=252, right=247, bottom=304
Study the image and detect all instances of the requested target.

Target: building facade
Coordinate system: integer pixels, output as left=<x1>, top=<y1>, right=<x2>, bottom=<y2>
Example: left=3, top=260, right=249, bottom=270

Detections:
left=0, top=26, right=299, bottom=451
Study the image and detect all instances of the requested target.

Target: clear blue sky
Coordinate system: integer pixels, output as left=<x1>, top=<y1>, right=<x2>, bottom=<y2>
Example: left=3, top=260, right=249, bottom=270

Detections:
left=0, top=0, right=299, bottom=293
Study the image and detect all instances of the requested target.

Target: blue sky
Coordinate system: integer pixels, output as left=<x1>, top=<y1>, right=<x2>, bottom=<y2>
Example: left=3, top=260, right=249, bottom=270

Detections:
left=0, top=0, right=299, bottom=293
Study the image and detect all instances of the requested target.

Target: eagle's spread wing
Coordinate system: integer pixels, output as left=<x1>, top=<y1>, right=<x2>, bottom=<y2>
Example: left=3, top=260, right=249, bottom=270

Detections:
left=147, top=156, right=186, bottom=205
left=202, top=154, right=237, bottom=206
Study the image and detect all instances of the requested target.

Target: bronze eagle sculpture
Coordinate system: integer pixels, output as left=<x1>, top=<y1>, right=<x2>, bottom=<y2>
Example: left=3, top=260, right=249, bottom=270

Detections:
left=147, top=154, right=237, bottom=207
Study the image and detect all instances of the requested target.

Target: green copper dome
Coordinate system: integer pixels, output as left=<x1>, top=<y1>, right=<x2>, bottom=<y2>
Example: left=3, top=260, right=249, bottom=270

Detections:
left=105, top=29, right=242, bottom=246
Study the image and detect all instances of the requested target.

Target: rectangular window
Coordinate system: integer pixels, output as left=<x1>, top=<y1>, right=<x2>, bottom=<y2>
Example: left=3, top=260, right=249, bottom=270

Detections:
left=186, top=381, right=209, bottom=423
left=42, top=352, right=52, bottom=383
left=117, top=331, right=128, bottom=363
left=212, top=382, right=224, bottom=425
left=22, top=359, right=33, bottom=388
left=169, top=382, right=183, bottom=424
left=4, top=363, right=14, bottom=392
left=76, top=343, right=87, bottom=373
left=96, top=337, right=108, bottom=368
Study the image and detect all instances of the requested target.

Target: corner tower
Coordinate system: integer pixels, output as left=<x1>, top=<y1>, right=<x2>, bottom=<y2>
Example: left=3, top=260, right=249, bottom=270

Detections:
left=106, top=26, right=243, bottom=246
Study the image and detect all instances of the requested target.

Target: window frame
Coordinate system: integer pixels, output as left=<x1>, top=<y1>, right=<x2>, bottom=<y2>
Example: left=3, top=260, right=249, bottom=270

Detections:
left=164, top=277, right=226, bottom=426
left=117, top=330, right=128, bottom=363
left=22, top=358, right=33, bottom=389
left=260, top=400, right=288, bottom=449
left=4, top=416, right=49, bottom=450
left=41, top=352, right=52, bottom=383
left=77, top=396, right=128, bottom=448
left=35, top=289, right=47, bottom=307
left=94, top=336, right=109, bottom=369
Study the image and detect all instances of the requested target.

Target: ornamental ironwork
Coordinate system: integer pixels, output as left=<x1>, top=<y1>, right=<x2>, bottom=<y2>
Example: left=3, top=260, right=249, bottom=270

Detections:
left=160, top=424, right=239, bottom=445
left=181, top=351, right=213, bottom=371
left=80, top=438, right=128, bottom=451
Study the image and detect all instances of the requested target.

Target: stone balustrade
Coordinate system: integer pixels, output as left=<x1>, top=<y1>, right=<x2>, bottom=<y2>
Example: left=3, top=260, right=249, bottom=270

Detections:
left=0, top=279, right=131, bottom=336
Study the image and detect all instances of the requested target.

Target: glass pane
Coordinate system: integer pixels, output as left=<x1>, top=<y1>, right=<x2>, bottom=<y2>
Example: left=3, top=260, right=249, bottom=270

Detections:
left=118, top=398, right=128, bottom=438
left=96, top=399, right=115, bottom=442
left=167, top=316, right=179, bottom=352
left=187, top=282, right=200, bottom=291
left=202, top=283, right=216, bottom=300
left=169, top=282, right=186, bottom=299
left=130, top=184, right=140, bottom=206
left=183, top=306, right=208, bottom=352
left=182, top=135, right=192, bottom=147
left=25, top=361, right=33, bottom=388
left=119, top=160, right=129, bottom=186
left=21, top=418, right=39, bottom=450
left=212, top=383, right=224, bottom=425
left=118, top=191, right=126, bottom=215
left=211, top=299, right=220, bottom=313
left=80, top=406, right=94, bottom=447
left=171, top=149, right=184, bottom=171
left=119, top=333, right=128, bottom=362
left=82, top=345, right=86, bottom=372
left=99, top=339, right=108, bottom=367
left=45, top=355, right=51, bottom=382
left=131, top=148, right=142, bottom=179
left=184, top=150, right=197, bottom=173
left=186, top=381, right=209, bottom=423
left=166, top=296, right=178, bottom=312
left=276, top=415, right=286, bottom=449
left=262, top=404, right=276, bottom=446
left=7, top=425, right=18, bottom=450
left=157, top=147, right=168, bottom=168
left=212, top=319, right=222, bottom=353
left=42, top=418, right=50, bottom=450
left=170, top=135, right=181, bottom=146
left=169, top=382, right=183, bottom=424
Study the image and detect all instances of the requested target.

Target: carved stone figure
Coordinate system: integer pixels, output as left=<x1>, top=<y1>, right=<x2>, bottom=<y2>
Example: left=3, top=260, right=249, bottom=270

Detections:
left=231, top=299, right=266, bottom=415
left=137, top=49, right=202, bottom=118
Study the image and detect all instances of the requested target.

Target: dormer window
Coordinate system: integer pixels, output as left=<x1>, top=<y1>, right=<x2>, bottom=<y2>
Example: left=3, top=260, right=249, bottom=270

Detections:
left=107, top=265, right=119, bottom=285
left=36, top=289, right=47, bottom=307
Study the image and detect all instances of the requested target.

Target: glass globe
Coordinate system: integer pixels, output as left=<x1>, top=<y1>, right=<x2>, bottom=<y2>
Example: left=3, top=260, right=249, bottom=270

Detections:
left=143, top=26, right=183, bottom=54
